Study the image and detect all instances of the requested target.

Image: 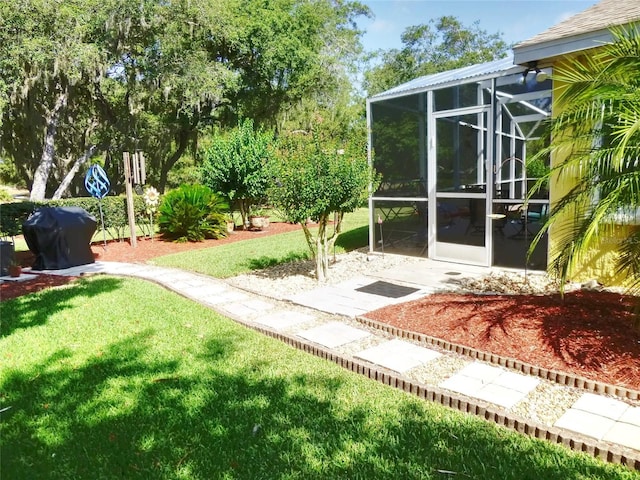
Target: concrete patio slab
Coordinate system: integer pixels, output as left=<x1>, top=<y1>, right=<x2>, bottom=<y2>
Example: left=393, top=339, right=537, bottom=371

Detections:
left=0, top=273, right=38, bottom=283
left=33, top=263, right=109, bottom=276
left=288, top=277, right=428, bottom=317
left=355, top=339, right=441, bottom=373
left=252, top=311, right=316, bottom=331
left=368, top=258, right=488, bottom=290
left=297, top=321, right=371, bottom=348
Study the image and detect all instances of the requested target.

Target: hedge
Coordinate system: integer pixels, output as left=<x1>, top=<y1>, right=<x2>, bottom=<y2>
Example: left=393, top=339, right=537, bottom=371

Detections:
left=0, top=195, right=154, bottom=241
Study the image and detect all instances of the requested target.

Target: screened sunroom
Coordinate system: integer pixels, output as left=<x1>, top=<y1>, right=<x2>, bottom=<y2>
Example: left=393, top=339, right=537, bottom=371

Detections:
left=367, top=55, right=551, bottom=270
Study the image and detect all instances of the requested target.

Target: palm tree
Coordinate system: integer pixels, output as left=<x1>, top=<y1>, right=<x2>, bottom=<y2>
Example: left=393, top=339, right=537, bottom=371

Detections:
left=531, top=26, right=640, bottom=298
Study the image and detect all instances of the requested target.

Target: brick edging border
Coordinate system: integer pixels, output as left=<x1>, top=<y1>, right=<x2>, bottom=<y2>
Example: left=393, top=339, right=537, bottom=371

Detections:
left=245, top=323, right=640, bottom=471
left=355, top=315, right=640, bottom=402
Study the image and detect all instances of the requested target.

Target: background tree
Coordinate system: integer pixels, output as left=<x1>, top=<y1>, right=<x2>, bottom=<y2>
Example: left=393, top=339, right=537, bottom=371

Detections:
left=0, top=0, right=370, bottom=198
left=0, top=0, right=105, bottom=200
left=270, top=131, right=376, bottom=282
left=530, top=26, right=640, bottom=300
left=363, top=16, right=508, bottom=96
left=200, top=119, right=276, bottom=228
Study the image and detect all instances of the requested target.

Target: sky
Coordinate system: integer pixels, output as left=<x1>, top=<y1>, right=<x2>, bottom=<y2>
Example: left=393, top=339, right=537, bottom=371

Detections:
left=358, top=0, right=596, bottom=53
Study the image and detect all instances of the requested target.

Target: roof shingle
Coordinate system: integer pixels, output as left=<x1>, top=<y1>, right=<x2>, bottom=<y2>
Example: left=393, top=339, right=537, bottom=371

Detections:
left=515, top=0, right=640, bottom=48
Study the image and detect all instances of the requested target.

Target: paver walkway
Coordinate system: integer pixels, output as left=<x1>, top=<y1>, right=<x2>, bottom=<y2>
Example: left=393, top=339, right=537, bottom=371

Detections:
left=4, top=261, right=640, bottom=463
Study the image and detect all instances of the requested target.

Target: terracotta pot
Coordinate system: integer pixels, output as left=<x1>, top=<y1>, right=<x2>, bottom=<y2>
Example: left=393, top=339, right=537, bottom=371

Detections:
left=8, top=265, right=21, bottom=278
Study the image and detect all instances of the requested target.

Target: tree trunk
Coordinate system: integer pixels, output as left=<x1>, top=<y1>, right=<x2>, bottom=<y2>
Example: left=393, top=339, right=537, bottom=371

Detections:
left=312, top=212, right=343, bottom=282
left=315, top=217, right=330, bottom=282
left=301, top=223, right=316, bottom=257
left=316, top=220, right=326, bottom=282
left=239, top=198, right=250, bottom=229
left=52, top=145, right=98, bottom=199
left=30, top=88, right=68, bottom=201
left=158, top=126, right=190, bottom=193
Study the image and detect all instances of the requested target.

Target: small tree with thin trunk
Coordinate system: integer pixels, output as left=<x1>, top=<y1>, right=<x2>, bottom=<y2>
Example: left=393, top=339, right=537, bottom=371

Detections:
left=270, top=133, right=377, bottom=282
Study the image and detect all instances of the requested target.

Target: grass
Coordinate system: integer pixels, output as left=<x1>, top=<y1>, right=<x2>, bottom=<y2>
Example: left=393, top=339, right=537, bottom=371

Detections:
left=150, top=208, right=371, bottom=278
left=2, top=277, right=638, bottom=480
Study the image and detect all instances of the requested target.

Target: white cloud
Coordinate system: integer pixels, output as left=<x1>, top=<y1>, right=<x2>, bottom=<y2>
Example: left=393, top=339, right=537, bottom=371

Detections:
left=369, top=19, right=396, bottom=33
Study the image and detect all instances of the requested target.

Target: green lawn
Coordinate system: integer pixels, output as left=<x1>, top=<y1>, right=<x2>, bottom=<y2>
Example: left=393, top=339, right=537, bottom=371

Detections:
left=150, top=208, right=370, bottom=278
left=1, top=277, right=637, bottom=479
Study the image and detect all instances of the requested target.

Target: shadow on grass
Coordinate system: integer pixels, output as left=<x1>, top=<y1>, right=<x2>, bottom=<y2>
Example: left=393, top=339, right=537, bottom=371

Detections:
left=243, top=225, right=369, bottom=279
left=1, top=319, right=633, bottom=479
left=335, top=225, right=369, bottom=252
left=1, top=277, right=124, bottom=338
left=246, top=251, right=310, bottom=271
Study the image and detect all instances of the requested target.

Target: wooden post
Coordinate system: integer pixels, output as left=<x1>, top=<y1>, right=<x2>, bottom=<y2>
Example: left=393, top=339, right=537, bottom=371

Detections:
left=123, top=152, right=137, bottom=248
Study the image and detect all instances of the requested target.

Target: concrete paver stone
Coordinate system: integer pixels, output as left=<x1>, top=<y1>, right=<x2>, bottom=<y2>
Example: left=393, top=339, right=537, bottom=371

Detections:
left=555, top=409, right=618, bottom=440
left=477, top=383, right=531, bottom=409
left=491, top=370, right=540, bottom=393
left=218, top=299, right=275, bottom=318
left=457, top=362, right=504, bottom=383
left=439, top=375, right=487, bottom=398
left=619, top=406, right=640, bottom=427
left=187, top=284, right=229, bottom=298
left=355, top=339, right=441, bottom=373
left=196, top=290, right=248, bottom=306
left=439, top=362, right=539, bottom=409
left=572, top=393, right=630, bottom=421
left=297, top=321, right=371, bottom=348
left=602, top=422, right=640, bottom=451
left=252, top=311, right=316, bottom=331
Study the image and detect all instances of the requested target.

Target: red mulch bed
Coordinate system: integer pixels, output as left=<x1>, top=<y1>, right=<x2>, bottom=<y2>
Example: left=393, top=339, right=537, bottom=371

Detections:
left=1, top=222, right=301, bottom=301
left=364, top=292, right=640, bottom=392
left=4, top=222, right=640, bottom=392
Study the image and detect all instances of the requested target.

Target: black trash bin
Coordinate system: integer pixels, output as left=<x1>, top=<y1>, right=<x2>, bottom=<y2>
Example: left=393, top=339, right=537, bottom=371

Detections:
left=0, top=240, right=15, bottom=276
left=23, top=206, right=97, bottom=270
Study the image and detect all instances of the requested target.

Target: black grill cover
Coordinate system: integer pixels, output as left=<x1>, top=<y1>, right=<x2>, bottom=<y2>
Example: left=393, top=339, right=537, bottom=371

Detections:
left=23, top=206, right=96, bottom=270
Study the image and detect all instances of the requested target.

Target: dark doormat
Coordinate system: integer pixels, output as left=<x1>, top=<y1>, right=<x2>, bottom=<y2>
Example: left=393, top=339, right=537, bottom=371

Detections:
left=355, top=281, right=419, bottom=299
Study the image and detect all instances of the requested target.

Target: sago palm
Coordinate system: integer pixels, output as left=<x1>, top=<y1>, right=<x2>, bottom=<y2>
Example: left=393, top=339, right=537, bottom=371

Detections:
left=530, top=26, right=640, bottom=298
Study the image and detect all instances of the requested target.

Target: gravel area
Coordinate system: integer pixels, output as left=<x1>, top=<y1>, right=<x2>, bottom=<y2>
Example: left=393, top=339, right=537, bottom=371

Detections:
left=512, top=383, right=584, bottom=426
left=227, top=248, right=425, bottom=299
left=227, top=248, right=595, bottom=299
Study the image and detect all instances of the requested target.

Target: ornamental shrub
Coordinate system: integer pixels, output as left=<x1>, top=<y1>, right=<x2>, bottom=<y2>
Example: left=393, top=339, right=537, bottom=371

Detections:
left=158, top=184, right=228, bottom=242
left=0, top=195, right=153, bottom=241
left=200, top=119, right=276, bottom=228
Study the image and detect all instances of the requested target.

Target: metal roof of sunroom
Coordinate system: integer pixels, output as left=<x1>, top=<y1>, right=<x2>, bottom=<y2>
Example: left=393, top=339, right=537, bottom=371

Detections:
left=370, top=55, right=524, bottom=101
